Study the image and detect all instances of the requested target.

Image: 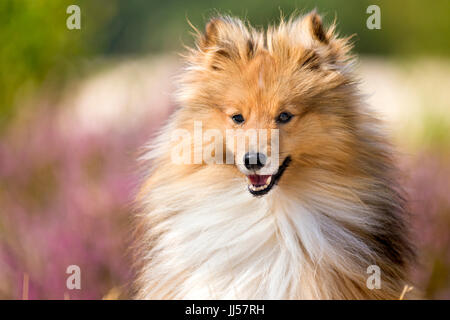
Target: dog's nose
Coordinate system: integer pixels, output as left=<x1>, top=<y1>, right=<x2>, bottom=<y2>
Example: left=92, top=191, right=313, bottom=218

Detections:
left=244, top=152, right=266, bottom=170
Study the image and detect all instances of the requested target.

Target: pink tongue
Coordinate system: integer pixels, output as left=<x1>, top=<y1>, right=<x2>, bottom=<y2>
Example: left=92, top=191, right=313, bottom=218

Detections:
left=247, top=175, right=271, bottom=186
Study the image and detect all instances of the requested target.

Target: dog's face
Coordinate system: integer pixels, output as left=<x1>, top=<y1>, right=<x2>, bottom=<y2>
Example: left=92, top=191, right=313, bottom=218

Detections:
left=177, top=12, right=357, bottom=196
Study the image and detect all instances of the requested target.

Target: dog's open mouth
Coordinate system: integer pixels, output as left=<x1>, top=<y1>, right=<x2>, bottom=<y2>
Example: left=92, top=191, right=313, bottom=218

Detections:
left=246, top=156, right=291, bottom=196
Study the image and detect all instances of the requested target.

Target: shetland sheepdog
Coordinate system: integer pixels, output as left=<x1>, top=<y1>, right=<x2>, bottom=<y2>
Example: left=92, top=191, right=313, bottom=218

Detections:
left=132, top=11, right=415, bottom=299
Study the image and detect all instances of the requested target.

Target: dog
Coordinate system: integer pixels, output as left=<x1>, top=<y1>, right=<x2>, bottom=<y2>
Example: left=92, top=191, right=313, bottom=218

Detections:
left=132, top=11, right=415, bottom=299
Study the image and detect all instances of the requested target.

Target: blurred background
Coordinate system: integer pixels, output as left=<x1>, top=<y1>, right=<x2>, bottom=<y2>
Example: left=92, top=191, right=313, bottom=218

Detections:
left=0, top=0, right=449, bottom=299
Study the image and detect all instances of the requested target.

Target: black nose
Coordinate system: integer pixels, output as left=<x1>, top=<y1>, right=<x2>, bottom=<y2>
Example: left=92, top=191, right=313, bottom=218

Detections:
left=244, top=152, right=266, bottom=170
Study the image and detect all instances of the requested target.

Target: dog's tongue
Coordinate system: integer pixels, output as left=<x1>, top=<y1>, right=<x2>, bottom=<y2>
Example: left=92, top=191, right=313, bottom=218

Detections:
left=247, top=174, right=271, bottom=186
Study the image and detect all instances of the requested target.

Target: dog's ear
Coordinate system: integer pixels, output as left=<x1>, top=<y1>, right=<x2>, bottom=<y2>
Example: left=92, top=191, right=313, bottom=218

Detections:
left=199, top=17, right=238, bottom=52
left=197, top=18, right=235, bottom=70
left=292, top=11, right=354, bottom=72
left=199, top=16, right=251, bottom=51
left=304, top=11, right=329, bottom=44
left=201, top=18, right=226, bottom=48
left=291, top=10, right=330, bottom=48
left=196, top=16, right=253, bottom=70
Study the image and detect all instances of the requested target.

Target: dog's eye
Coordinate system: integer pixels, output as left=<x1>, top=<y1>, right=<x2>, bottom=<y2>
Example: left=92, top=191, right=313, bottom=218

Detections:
left=276, top=112, right=293, bottom=124
left=231, top=114, right=245, bottom=124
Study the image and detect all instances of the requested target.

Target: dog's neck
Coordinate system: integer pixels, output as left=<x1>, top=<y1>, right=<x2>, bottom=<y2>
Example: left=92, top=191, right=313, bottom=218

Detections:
left=136, top=173, right=392, bottom=299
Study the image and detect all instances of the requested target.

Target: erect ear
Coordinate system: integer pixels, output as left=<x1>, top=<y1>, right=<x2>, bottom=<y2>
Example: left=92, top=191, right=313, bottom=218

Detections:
left=294, top=11, right=353, bottom=72
left=197, top=16, right=255, bottom=70
left=304, top=11, right=329, bottom=44
left=199, top=17, right=229, bottom=49
left=292, top=10, right=330, bottom=48
left=197, top=18, right=234, bottom=70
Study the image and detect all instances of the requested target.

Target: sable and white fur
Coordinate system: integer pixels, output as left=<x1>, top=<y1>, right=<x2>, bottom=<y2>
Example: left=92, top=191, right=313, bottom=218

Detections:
left=132, top=12, right=415, bottom=299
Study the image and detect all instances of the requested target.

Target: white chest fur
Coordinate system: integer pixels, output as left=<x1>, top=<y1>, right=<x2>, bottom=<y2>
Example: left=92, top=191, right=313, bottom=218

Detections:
left=140, top=176, right=372, bottom=299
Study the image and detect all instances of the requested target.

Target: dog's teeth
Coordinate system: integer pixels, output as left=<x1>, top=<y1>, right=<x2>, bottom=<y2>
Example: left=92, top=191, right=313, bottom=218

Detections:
left=248, top=175, right=273, bottom=192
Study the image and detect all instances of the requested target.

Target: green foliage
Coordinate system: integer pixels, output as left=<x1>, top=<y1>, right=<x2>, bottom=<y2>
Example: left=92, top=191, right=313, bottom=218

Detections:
left=0, top=0, right=114, bottom=127
left=0, top=0, right=449, bottom=127
left=421, top=112, right=450, bottom=151
left=95, top=0, right=450, bottom=56
left=0, top=1, right=77, bottom=124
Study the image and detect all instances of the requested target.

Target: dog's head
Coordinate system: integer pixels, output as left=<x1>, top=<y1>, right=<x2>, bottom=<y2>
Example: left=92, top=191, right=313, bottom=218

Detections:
left=176, top=12, right=358, bottom=196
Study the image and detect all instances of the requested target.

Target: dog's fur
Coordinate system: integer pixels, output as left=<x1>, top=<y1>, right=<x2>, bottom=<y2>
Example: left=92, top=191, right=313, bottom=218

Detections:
left=132, top=12, right=415, bottom=299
